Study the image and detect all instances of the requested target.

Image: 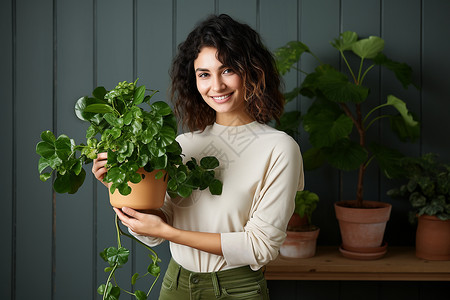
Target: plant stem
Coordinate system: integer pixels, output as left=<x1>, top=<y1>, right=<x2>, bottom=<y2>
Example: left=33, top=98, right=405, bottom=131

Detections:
left=103, top=264, right=118, bottom=300
left=357, top=58, right=365, bottom=84
left=341, top=51, right=357, bottom=84
left=359, top=64, right=375, bottom=85
left=147, top=273, right=161, bottom=297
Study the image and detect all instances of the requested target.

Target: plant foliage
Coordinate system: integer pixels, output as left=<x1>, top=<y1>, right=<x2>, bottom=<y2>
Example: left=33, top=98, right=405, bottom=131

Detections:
left=294, top=190, right=319, bottom=225
left=274, top=31, right=420, bottom=206
left=36, top=79, right=222, bottom=198
left=387, top=153, right=450, bottom=222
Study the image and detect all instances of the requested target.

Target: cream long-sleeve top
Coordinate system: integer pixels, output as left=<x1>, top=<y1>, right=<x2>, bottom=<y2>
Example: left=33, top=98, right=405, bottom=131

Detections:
left=131, top=121, right=304, bottom=272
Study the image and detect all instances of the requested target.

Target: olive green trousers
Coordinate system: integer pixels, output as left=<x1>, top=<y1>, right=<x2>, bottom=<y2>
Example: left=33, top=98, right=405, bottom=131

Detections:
left=159, top=258, right=270, bottom=300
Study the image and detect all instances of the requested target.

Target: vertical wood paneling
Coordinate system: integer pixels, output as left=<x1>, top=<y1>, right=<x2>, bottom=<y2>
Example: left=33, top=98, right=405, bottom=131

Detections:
left=15, top=0, right=54, bottom=299
left=380, top=0, right=422, bottom=247
left=135, top=1, right=173, bottom=298
left=3, top=1, right=450, bottom=299
left=422, top=0, right=450, bottom=161
left=0, top=0, right=13, bottom=298
left=217, top=0, right=257, bottom=28
left=55, top=0, right=95, bottom=299
left=300, top=0, right=342, bottom=246
left=96, top=0, right=134, bottom=295
left=175, top=0, right=214, bottom=46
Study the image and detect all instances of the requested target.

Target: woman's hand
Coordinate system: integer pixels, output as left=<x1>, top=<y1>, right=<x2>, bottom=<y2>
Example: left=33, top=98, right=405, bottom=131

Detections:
left=114, top=207, right=167, bottom=238
left=92, top=152, right=110, bottom=188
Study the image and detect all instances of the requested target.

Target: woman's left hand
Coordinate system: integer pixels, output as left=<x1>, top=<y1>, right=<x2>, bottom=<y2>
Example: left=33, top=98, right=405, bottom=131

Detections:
left=113, top=207, right=167, bottom=238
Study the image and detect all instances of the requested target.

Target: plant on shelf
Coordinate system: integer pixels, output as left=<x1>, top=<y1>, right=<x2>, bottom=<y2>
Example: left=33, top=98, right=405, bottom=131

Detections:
left=387, top=153, right=450, bottom=260
left=287, top=190, right=320, bottom=230
left=274, top=31, right=420, bottom=208
left=36, top=80, right=223, bottom=300
left=388, top=153, right=450, bottom=223
left=281, top=190, right=320, bottom=259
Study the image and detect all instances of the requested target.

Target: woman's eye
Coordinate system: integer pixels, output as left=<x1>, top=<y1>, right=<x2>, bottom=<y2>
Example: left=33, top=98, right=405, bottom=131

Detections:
left=223, top=68, right=233, bottom=74
left=198, top=73, right=209, bottom=78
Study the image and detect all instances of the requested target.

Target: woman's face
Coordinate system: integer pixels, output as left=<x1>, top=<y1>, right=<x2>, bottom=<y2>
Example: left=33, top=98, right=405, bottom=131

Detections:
left=194, top=47, right=252, bottom=126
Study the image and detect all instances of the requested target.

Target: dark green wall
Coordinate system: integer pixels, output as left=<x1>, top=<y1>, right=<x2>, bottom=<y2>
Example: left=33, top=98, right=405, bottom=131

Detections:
left=1, top=0, right=449, bottom=299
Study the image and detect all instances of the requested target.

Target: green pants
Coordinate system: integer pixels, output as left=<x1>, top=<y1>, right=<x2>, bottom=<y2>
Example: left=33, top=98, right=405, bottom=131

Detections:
left=159, top=259, right=270, bottom=300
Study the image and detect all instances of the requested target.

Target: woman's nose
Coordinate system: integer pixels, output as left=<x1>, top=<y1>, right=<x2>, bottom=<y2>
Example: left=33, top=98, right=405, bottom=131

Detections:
left=212, top=76, right=225, bottom=92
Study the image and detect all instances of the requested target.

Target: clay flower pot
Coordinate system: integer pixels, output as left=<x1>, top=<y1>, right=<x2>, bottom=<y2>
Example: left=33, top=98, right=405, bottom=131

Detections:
left=280, top=226, right=320, bottom=259
left=416, top=215, right=450, bottom=260
left=109, top=169, right=167, bottom=211
left=335, top=200, right=391, bottom=259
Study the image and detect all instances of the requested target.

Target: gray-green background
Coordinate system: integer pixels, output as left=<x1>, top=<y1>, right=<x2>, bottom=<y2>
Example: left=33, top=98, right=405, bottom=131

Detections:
left=1, top=0, right=449, bottom=299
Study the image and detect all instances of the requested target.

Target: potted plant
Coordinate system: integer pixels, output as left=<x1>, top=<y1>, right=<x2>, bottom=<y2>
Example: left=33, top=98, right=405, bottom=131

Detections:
left=274, top=31, right=420, bottom=258
left=280, top=190, right=320, bottom=258
left=36, top=79, right=223, bottom=299
left=388, top=153, right=450, bottom=260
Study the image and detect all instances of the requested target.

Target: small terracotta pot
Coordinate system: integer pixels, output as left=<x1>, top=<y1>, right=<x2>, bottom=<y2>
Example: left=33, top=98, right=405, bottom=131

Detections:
left=416, top=215, right=450, bottom=260
left=287, top=213, right=308, bottom=229
left=280, top=226, right=320, bottom=259
left=109, top=169, right=167, bottom=211
left=335, top=200, right=391, bottom=250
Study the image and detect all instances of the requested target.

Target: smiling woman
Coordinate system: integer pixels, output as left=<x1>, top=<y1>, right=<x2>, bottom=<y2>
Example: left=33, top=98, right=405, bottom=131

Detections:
left=194, top=46, right=251, bottom=126
left=92, top=14, right=304, bottom=300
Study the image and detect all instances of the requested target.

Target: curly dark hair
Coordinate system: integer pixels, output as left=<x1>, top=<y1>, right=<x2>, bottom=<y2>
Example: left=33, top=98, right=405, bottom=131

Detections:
left=170, top=14, right=284, bottom=132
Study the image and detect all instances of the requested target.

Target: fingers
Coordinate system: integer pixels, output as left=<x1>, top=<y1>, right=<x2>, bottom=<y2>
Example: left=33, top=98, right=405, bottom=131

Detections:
left=92, top=152, right=110, bottom=187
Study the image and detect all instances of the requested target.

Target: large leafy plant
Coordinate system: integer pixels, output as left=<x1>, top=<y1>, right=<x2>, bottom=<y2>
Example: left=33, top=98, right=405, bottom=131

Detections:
left=275, top=31, right=420, bottom=207
left=388, top=153, right=450, bottom=223
left=36, top=79, right=222, bottom=198
left=36, top=80, right=223, bottom=299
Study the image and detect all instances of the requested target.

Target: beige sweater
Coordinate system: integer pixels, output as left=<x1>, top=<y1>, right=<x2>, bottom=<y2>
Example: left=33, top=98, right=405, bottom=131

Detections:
left=132, top=121, right=304, bottom=272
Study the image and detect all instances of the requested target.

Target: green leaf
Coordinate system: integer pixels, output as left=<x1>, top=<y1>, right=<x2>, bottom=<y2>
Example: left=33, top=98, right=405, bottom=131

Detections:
left=53, top=170, right=86, bottom=194
left=317, top=67, right=369, bottom=103
left=92, top=86, right=107, bottom=100
left=134, top=290, right=147, bottom=300
left=274, top=41, right=311, bottom=75
left=209, top=179, right=223, bottom=195
left=373, top=53, right=416, bottom=89
left=40, top=130, right=56, bottom=143
left=105, top=246, right=130, bottom=266
left=36, top=140, right=55, bottom=159
left=54, top=135, right=72, bottom=160
left=302, top=147, right=326, bottom=171
left=153, top=154, right=168, bottom=170
left=331, top=31, right=358, bottom=51
left=151, top=101, right=173, bottom=116
left=84, top=103, right=114, bottom=114
left=148, top=262, right=161, bottom=277
left=369, top=142, right=405, bottom=179
left=39, top=173, right=52, bottom=182
left=158, top=126, right=176, bottom=147
left=386, top=95, right=419, bottom=127
left=133, top=85, right=146, bottom=105
left=200, top=156, right=220, bottom=169
left=304, top=111, right=353, bottom=148
left=352, top=35, right=385, bottom=59
left=323, top=139, right=367, bottom=171
left=131, top=273, right=139, bottom=285
left=177, top=184, right=193, bottom=198
left=104, top=113, right=124, bottom=128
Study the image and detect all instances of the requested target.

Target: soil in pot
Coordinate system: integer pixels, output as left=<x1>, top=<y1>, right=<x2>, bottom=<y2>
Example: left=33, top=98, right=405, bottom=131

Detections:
left=109, top=169, right=167, bottom=211
left=335, top=200, right=391, bottom=259
left=416, top=215, right=450, bottom=261
left=280, top=225, right=320, bottom=259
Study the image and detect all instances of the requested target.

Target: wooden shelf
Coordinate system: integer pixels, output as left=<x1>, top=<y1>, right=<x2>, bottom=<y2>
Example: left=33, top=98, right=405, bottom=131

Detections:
left=265, top=246, right=450, bottom=281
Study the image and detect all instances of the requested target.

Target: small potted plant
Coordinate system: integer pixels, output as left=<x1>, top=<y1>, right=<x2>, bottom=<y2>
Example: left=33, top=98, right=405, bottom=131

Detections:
left=36, top=79, right=223, bottom=299
left=280, top=190, right=320, bottom=259
left=388, top=153, right=450, bottom=260
left=274, top=31, right=420, bottom=258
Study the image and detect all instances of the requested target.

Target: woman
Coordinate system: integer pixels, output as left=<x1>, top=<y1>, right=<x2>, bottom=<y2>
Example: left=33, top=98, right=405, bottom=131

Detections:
left=93, top=14, right=304, bottom=299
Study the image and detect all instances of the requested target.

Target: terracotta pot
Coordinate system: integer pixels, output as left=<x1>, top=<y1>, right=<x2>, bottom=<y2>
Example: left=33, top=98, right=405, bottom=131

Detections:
left=280, top=226, right=320, bottom=258
left=287, top=213, right=308, bottom=229
left=109, top=169, right=167, bottom=211
left=334, top=200, right=391, bottom=250
left=416, top=215, right=450, bottom=260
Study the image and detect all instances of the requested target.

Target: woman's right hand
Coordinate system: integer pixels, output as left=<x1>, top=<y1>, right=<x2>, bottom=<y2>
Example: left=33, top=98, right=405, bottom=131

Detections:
left=92, top=152, right=110, bottom=188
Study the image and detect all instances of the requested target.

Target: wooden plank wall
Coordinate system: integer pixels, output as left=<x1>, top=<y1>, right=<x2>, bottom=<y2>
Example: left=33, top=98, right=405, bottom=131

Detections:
left=1, top=0, right=449, bottom=299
